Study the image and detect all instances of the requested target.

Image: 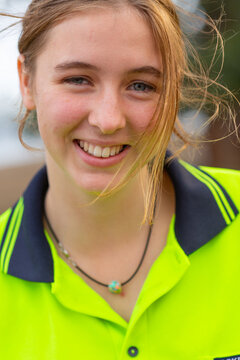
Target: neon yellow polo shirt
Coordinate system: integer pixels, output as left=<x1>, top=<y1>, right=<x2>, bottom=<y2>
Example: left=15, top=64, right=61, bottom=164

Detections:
left=1, top=157, right=240, bottom=360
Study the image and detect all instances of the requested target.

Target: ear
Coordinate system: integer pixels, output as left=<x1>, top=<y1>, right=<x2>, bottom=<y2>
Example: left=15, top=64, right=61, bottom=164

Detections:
left=17, top=55, right=36, bottom=110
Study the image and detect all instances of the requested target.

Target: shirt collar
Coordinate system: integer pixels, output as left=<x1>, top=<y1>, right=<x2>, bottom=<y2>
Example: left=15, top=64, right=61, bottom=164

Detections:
left=2, top=155, right=238, bottom=282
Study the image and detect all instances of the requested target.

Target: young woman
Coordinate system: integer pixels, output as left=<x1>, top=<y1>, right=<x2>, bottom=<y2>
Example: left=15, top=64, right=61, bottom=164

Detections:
left=0, top=1, right=240, bottom=359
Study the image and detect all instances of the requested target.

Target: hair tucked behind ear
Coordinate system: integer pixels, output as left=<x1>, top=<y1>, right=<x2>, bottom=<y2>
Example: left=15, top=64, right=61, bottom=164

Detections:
left=0, top=0, right=239, bottom=223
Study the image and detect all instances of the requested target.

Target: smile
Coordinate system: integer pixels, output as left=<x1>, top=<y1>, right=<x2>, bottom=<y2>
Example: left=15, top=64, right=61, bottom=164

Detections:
left=76, top=140, right=128, bottom=159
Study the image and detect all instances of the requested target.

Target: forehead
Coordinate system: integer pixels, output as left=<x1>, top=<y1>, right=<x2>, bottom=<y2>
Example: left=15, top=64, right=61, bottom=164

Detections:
left=35, top=6, right=161, bottom=73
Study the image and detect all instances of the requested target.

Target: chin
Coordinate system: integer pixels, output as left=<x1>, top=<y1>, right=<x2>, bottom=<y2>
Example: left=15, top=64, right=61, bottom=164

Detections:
left=72, top=172, right=121, bottom=195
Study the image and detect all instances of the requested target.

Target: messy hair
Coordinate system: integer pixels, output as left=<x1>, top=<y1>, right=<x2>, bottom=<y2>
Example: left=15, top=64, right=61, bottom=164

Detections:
left=1, top=0, right=237, bottom=223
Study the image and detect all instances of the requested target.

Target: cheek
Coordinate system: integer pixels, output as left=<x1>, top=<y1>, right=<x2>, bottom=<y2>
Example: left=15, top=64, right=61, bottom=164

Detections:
left=36, top=93, right=89, bottom=136
left=127, top=101, right=158, bottom=133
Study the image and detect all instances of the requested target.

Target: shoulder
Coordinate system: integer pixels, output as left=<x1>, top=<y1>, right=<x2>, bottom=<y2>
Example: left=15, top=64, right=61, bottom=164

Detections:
left=0, top=196, right=24, bottom=243
left=199, top=165, right=240, bottom=184
left=199, top=165, right=240, bottom=209
left=0, top=207, right=12, bottom=243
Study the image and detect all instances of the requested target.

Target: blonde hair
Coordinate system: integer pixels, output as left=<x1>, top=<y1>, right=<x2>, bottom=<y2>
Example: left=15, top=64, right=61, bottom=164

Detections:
left=1, top=0, right=237, bottom=223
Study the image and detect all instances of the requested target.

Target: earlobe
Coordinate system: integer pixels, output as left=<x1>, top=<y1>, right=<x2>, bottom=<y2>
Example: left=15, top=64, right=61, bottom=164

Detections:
left=17, top=55, right=36, bottom=110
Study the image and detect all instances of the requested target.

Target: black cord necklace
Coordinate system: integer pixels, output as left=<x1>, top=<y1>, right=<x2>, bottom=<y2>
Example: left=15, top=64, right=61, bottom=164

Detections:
left=44, top=212, right=153, bottom=295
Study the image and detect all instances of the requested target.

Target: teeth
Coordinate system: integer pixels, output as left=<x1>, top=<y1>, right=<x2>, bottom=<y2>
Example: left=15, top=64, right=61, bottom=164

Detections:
left=102, top=147, right=111, bottom=158
left=88, top=144, right=94, bottom=155
left=84, top=142, right=89, bottom=152
left=93, top=146, right=102, bottom=157
left=110, top=147, right=117, bottom=156
left=78, top=141, right=124, bottom=158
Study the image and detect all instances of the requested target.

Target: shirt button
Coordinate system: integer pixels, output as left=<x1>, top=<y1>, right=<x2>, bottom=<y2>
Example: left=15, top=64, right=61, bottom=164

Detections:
left=128, top=346, right=139, bottom=357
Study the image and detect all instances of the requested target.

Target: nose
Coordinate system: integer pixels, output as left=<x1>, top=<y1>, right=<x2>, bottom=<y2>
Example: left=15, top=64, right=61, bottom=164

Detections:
left=88, top=91, right=126, bottom=134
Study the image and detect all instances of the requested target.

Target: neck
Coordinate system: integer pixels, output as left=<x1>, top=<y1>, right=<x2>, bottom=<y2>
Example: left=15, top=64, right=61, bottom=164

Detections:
left=44, top=162, right=149, bottom=256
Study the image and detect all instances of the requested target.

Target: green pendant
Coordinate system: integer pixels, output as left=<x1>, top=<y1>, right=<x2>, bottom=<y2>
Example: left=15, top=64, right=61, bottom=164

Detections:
left=108, top=280, right=122, bottom=294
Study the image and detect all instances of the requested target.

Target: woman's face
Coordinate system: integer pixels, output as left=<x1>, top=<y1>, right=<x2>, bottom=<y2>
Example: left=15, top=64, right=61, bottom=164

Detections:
left=19, top=5, right=162, bottom=193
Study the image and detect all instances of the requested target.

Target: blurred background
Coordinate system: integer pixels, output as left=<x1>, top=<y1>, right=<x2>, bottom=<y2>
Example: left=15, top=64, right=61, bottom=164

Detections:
left=0, top=0, right=239, bottom=212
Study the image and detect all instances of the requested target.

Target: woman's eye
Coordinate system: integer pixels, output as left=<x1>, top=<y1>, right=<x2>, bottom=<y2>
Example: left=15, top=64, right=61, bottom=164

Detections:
left=129, top=82, right=156, bottom=92
left=64, top=77, right=91, bottom=86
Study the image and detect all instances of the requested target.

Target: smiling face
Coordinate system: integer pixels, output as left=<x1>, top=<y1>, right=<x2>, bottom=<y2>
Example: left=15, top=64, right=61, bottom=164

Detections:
left=19, top=5, right=162, bottom=193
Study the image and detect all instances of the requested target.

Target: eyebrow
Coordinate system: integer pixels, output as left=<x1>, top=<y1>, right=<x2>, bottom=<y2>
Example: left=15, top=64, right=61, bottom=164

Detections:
left=55, top=61, right=99, bottom=72
left=54, top=61, right=161, bottom=78
left=126, top=66, right=162, bottom=78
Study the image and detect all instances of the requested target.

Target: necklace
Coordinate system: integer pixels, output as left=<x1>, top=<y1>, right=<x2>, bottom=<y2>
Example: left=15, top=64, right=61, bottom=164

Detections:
left=44, top=211, right=153, bottom=295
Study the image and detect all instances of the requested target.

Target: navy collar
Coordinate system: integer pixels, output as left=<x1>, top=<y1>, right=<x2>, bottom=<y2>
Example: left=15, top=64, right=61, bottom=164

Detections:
left=1, top=156, right=238, bottom=282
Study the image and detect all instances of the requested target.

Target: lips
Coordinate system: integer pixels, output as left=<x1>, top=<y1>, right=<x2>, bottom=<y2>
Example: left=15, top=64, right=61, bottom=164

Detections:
left=73, top=138, right=131, bottom=168
left=75, top=140, right=129, bottom=158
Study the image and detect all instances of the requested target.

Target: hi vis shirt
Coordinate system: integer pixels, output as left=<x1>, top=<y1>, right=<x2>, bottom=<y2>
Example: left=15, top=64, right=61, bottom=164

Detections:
left=0, top=158, right=240, bottom=360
